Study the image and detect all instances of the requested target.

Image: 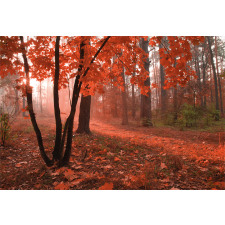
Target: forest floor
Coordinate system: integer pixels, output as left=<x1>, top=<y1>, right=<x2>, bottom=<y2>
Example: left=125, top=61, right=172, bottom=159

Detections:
left=0, top=116, right=224, bottom=190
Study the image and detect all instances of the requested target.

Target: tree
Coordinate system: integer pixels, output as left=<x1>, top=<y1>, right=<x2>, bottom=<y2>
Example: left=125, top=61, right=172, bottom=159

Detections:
left=140, top=37, right=152, bottom=126
left=207, top=36, right=219, bottom=112
left=215, top=36, right=224, bottom=117
left=159, top=39, right=167, bottom=117
left=121, top=67, right=128, bottom=125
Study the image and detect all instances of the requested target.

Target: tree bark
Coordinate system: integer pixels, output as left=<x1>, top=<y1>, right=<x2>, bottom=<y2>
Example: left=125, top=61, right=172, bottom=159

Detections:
left=52, top=36, right=63, bottom=160
left=207, top=36, right=219, bottom=111
left=201, top=42, right=207, bottom=108
left=140, top=38, right=152, bottom=126
left=215, top=36, right=224, bottom=116
left=173, top=87, right=178, bottom=122
left=159, top=42, right=167, bottom=117
left=194, top=46, right=203, bottom=107
left=131, top=80, right=136, bottom=119
left=20, top=36, right=52, bottom=166
left=76, top=94, right=92, bottom=134
left=121, top=67, right=128, bottom=125
left=39, top=81, right=43, bottom=113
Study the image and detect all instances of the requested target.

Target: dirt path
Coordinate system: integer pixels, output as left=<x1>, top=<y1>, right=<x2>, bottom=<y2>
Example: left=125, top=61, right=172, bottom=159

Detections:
left=90, top=120, right=225, bottom=162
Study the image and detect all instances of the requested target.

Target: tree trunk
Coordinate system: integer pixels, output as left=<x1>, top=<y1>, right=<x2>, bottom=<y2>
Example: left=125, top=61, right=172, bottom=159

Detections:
left=76, top=94, right=91, bottom=134
left=159, top=42, right=167, bottom=117
left=14, top=88, right=19, bottom=114
left=140, top=38, right=152, bottom=126
left=194, top=46, right=203, bottom=107
left=207, top=36, right=219, bottom=112
left=173, top=87, right=178, bottom=122
left=131, top=74, right=136, bottom=119
left=20, top=36, right=52, bottom=166
left=201, top=52, right=207, bottom=107
left=52, top=36, right=63, bottom=160
left=39, top=81, right=43, bottom=113
left=121, top=67, right=128, bottom=125
left=215, top=36, right=224, bottom=116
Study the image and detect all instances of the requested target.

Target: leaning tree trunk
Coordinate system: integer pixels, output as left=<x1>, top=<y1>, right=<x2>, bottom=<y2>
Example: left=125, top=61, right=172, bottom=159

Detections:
left=60, top=36, right=111, bottom=166
left=20, top=36, right=52, bottom=166
left=207, top=36, right=219, bottom=112
left=140, top=37, right=152, bottom=126
left=76, top=94, right=92, bottom=134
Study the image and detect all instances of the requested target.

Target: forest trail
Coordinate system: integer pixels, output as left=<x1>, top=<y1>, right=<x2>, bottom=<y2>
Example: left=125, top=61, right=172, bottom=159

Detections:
left=91, top=119, right=225, bottom=162
left=1, top=116, right=224, bottom=190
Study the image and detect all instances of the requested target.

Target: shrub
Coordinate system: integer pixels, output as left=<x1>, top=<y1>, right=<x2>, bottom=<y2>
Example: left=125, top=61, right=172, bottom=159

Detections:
left=0, top=113, right=10, bottom=146
left=142, top=117, right=153, bottom=127
left=177, top=103, right=202, bottom=128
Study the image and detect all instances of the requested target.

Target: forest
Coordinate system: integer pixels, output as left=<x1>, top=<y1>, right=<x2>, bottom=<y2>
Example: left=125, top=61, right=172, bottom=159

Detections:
left=0, top=36, right=224, bottom=190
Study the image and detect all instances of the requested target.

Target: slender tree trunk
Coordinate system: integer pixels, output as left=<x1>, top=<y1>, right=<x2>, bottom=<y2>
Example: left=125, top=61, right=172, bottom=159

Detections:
left=52, top=36, right=63, bottom=160
left=207, top=36, right=219, bottom=112
left=159, top=42, right=167, bottom=118
left=39, top=81, right=43, bottom=113
left=194, top=47, right=203, bottom=106
left=20, top=36, right=52, bottom=166
left=14, top=88, right=19, bottom=114
left=131, top=80, right=136, bottom=119
left=215, top=36, right=224, bottom=116
left=202, top=56, right=207, bottom=107
left=173, top=87, right=178, bottom=122
left=121, top=67, right=128, bottom=125
left=22, top=96, right=26, bottom=117
left=140, top=38, right=152, bottom=126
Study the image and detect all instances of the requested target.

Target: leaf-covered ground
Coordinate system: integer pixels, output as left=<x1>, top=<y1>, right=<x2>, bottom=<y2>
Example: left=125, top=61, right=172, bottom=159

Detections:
left=0, top=116, right=224, bottom=190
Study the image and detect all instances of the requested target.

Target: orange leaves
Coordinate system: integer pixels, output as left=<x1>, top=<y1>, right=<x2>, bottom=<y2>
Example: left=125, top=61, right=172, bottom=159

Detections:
left=64, top=169, right=77, bottom=181
left=156, top=36, right=205, bottom=88
left=15, top=163, right=22, bottom=168
left=1, top=36, right=206, bottom=95
left=114, top=157, right=121, bottom=162
left=213, top=182, right=225, bottom=189
left=151, top=82, right=159, bottom=88
left=98, top=182, right=114, bottom=190
left=160, top=162, right=167, bottom=170
left=54, top=182, right=69, bottom=190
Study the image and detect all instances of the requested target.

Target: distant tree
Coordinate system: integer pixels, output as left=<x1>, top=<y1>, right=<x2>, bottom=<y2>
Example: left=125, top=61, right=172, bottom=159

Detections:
left=159, top=39, right=167, bottom=117
left=207, top=36, right=219, bottom=112
left=140, top=37, right=152, bottom=126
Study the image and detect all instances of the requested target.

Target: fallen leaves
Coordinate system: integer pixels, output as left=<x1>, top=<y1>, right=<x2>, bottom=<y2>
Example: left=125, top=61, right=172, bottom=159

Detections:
left=54, top=182, right=69, bottom=190
left=64, top=169, right=77, bottom=181
left=70, top=179, right=84, bottom=187
left=114, top=157, right=121, bottom=162
left=160, top=162, right=167, bottom=170
left=213, top=182, right=225, bottom=189
left=98, top=182, right=114, bottom=190
left=170, top=187, right=180, bottom=190
left=15, top=163, right=22, bottom=168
